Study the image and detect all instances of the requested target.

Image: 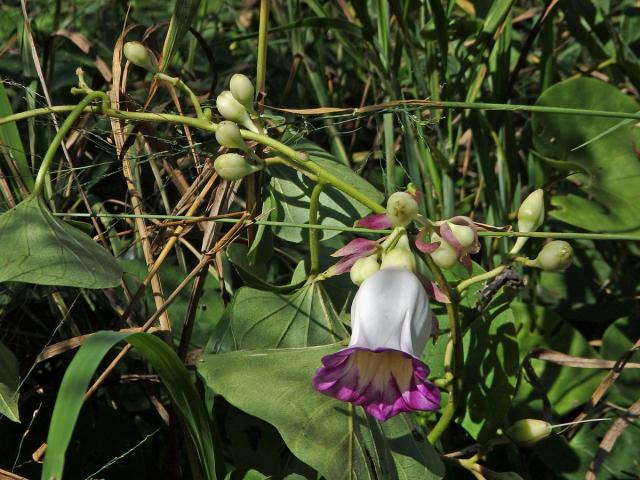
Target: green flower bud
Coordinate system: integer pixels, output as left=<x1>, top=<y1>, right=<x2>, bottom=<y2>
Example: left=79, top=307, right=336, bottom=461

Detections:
left=511, top=189, right=545, bottom=254
left=230, top=73, right=255, bottom=113
left=505, top=419, right=552, bottom=447
left=449, top=223, right=475, bottom=249
left=123, top=41, right=157, bottom=72
left=386, top=192, right=419, bottom=227
left=533, top=240, right=574, bottom=272
left=430, top=233, right=459, bottom=269
left=215, top=121, right=248, bottom=150
left=216, top=91, right=259, bottom=133
left=381, top=249, right=416, bottom=272
left=213, top=153, right=261, bottom=181
left=350, top=255, right=380, bottom=286
left=518, top=189, right=545, bottom=233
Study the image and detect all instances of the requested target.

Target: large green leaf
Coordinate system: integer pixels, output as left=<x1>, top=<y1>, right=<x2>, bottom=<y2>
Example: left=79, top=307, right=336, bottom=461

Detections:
left=461, top=295, right=519, bottom=441
left=269, top=137, right=384, bottom=243
left=42, top=331, right=216, bottom=480
left=601, top=317, right=640, bottom=406
left=511, top=303, right=604, bottom=416
left=532, top=77, right=640, bottom=233
left=0, top=197, right=122, bottom=288
left=226, top=243, right=304, bottom=293
left=0, top=340, right=19, bottom=422
left=210, top=281, right=349, bottom=352
left=197, top=345, right=444, bottom=480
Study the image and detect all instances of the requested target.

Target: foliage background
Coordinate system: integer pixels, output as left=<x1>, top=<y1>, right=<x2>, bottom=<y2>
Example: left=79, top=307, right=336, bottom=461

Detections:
left=0, top=0, right=639, bottom=479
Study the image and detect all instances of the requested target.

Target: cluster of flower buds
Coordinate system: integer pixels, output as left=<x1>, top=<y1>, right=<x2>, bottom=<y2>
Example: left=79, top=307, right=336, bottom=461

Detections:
left=212, top=75, right=264, bottom=181
left=512, top=189, right=574, bottom=272
left=417, top=217, right=480, bottom=271
left=215, top=74, right=259, bottom=133
left=123, top=41, right=158, bottom=72
left=348, top=230, right=418, bottom=286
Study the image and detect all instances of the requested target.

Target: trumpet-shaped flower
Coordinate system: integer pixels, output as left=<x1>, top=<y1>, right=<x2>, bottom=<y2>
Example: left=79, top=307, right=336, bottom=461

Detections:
left=312, top=268, right=440, bottom=421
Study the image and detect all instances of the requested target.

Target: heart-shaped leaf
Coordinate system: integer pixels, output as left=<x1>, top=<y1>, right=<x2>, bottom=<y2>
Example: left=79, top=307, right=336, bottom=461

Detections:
left=269, top=136, right=384, bottom=243
left=532, top=77, right=640, bottom=233
left=197, top=345, right=444, bottom=480
left=210, top=281, right=348, bottom=352
left=0, top=197, right=122, bottom=288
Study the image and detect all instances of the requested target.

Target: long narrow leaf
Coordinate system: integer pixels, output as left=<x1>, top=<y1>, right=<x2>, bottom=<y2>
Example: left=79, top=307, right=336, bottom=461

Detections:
left=42, top=331, right=216, bottom=480
left=0, top=81, right=34, bottom=193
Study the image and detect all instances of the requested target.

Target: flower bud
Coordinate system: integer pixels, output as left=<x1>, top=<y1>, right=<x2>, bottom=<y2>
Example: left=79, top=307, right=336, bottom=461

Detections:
left=213, top=153, right=261, bottom=181
left=430, top=233, right=459, bottom=269
left=511, top=189, right=545, bottom=254
left=505, top=419, right=552, bottom=447
left=381, top=249, right=416, bottom=272
left=533, top=240, right=573, bottom=272
left=123, top=41, right=157, bottom=72
left=216, top=91, right=259, bottom=133
left=215, top=121, right=248, bottom=150
left=449, top=223, right=475, bottom=249
left=230, top=73, right=255, bottom=113
left=386, top=192, right=419, bottom=227
left=518, top=189, right=545, bottom=233
left=350, top=255, right=380, bottom=286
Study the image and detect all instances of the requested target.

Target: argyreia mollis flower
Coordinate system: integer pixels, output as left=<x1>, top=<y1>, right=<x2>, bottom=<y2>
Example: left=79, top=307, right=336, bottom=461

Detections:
left=312, top=268, right=440, bottom=421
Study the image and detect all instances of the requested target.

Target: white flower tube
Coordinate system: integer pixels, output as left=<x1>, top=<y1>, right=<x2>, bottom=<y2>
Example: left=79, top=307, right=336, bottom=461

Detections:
left=313, top=268, right=440, bottom=421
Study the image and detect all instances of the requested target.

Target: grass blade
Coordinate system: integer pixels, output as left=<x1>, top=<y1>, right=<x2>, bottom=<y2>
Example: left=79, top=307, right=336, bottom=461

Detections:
left=42, top=331, right=216, bottom=480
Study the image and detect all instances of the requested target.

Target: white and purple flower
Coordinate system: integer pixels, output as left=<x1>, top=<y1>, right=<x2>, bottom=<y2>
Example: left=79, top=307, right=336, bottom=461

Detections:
left=312, top=268, right=440, bottom=421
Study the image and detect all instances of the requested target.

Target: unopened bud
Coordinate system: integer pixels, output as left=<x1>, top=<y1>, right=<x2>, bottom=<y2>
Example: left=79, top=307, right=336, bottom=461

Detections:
left=381, top=249, right=416, bottom=272
left=123, top=41, right=157, bottom=72
left=215, top=121, right=248, bottom=150
left=449, top=223, right=475, bottom=249
left=350, top=255, right=380, bottom=286
left=518, top=189, right=545, bottom=233
left=230, top=74, right=255, bottom=113
left=213, top=153, right=261, bottom=181
left=505, top=419, right=552, bottom=447
left=216, top=91, right=259, bottom=133
left=511, top=189, right=545, bottom=254
left=386, top=192, right=418, bottom=227
left=430, top=233, right=459, bottom=269
left=533, top=240, right=573, bottom=272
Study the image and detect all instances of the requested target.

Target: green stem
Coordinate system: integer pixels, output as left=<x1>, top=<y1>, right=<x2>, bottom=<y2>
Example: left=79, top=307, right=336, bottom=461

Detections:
left=255, top=0, right=270, bottom=102
left=425, top=255, right=463, bottom=445
left=240, top=130, right=386, bottom=214
left=0, top=105, right=76, bottom=124
left=428, top=100, right=640, bottom=121
left=48, top=212, right=640, bottom=242
left=308, top=182, right=325, bottom=276
left=478, top=231, right=640, bottom=241
left=155, top=73, right=204, bottom=119
left=8, top=100, right=640, bottom=127
left=32, top=92, right=106, bottom=197
left=457, top=265, right=506, bottom=293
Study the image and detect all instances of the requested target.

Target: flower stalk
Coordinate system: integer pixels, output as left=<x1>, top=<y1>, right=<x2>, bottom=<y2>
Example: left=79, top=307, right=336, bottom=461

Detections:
left=308, top=182, right=325, bottom=276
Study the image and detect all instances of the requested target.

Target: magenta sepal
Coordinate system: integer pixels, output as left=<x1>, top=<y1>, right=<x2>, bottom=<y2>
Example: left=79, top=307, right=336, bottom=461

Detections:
left=331, top=238, right=378, bottom=258
left=415, top=228, right=440, bottom=253
left=326, top=238, right=378, bottom=276
left=355, top=213, right=392, bottom=230
left=417, top=274, right=451, bottom=304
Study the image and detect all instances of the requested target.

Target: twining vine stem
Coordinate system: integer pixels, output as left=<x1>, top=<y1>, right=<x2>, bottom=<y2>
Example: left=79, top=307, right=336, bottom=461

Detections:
left=308, top=182, right=325, bottom=276
left=7, top=88, right=640, bottom=451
